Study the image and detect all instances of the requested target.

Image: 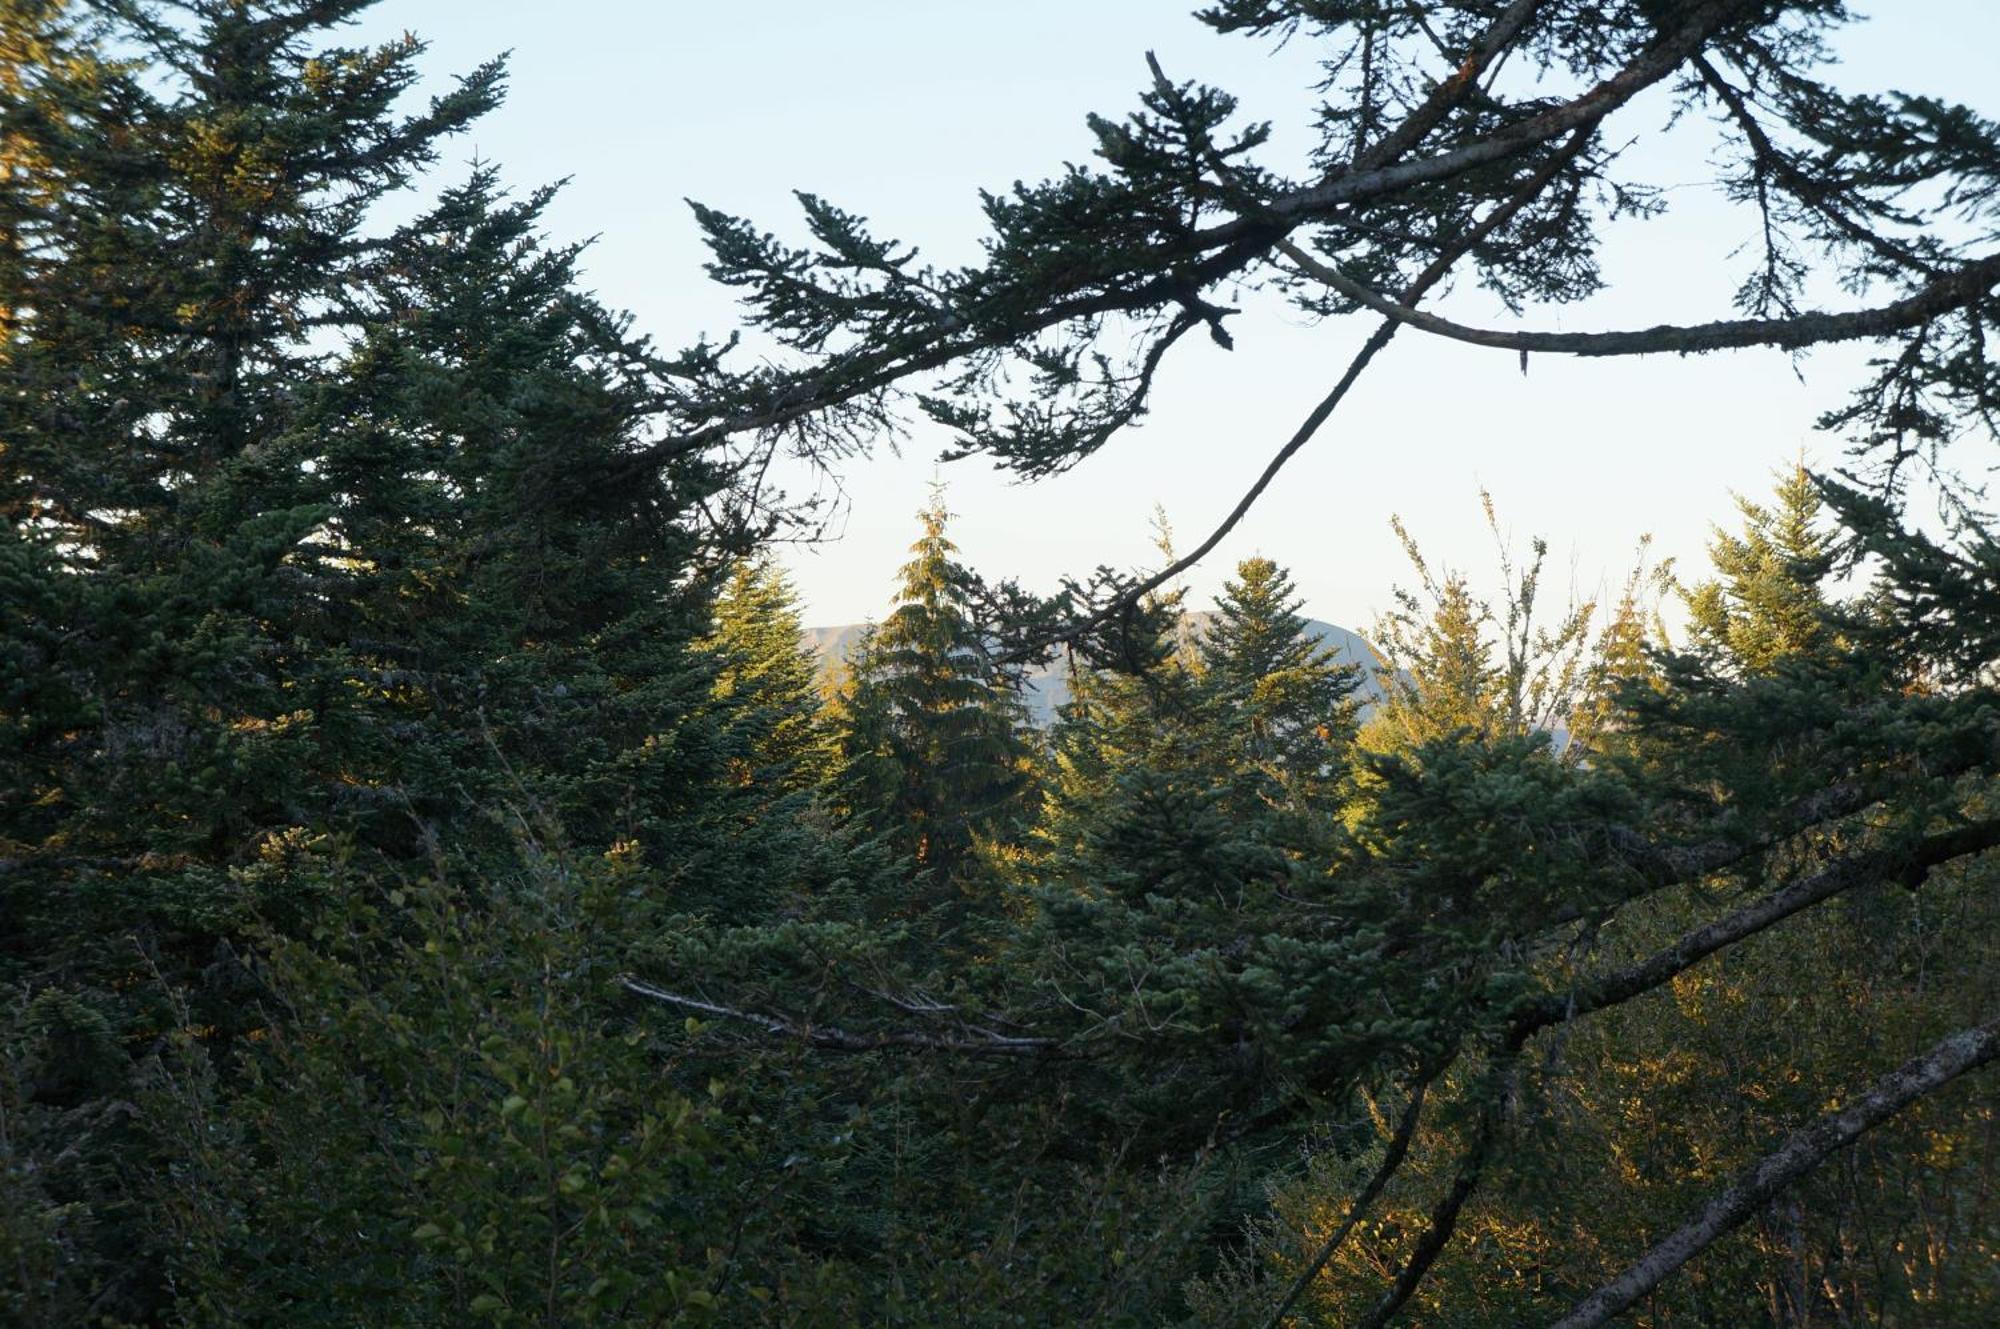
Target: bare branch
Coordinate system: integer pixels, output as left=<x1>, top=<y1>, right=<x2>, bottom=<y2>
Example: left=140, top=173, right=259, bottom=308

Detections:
left=1347, top=1069, right=1509, bottom=1329
left=1547, top=1015, right=2000, bottom=1329
left=1279, top=239, right=2000, bottom=358
left=618, top=975, right=1087, bottom=1059
left=1262, top=1066, right=1439, bottom=1329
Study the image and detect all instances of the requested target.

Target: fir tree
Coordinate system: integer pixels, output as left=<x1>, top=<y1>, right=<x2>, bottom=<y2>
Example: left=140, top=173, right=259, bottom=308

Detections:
left=654, top=0, right=2000, bottom=1316
left=1364, top=500, right=1599, bottom=756
left=1365, top=569, right=1500, bottom=751
left=1030, top=579, right=1196, bottom=879
left=0, top=3, right=740, bottom=962
left=0, top=0, right=91, bottom=345
left=7, top=3, right=2000, bottom=1323
left=1568, top=545, right=1672, bottom=762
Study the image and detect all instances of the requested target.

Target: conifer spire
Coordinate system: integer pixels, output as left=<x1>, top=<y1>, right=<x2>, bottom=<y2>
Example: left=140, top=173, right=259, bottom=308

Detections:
left=1203, top=555, right=1361, bottom=784
left=706, top=556, right=833, bottom=791
left=1686, top=459, right=1834, bottom=673
left=835, top=486, right=1034, bottom=888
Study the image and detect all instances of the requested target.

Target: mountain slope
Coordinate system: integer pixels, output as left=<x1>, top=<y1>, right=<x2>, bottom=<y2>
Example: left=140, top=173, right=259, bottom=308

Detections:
left=804, top=613, right=1383, bottom=727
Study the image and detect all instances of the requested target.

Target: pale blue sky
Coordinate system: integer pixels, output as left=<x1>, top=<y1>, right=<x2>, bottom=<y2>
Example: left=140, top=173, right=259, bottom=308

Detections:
left=354, top=2, right=2000, bottom=631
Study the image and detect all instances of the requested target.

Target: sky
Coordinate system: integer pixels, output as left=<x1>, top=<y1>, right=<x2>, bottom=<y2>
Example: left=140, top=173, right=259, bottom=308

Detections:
left=351, top=2, right=2000, bottom=632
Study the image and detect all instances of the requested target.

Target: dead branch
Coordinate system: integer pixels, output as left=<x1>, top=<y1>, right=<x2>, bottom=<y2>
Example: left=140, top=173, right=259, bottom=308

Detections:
left=1547, top=1015, right=2000, bottom=1329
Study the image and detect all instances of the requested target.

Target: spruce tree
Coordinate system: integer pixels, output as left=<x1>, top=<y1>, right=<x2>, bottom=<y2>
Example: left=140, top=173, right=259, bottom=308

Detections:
left=1031, top=552, right=1354, bottom=924
left=1200, top=554, right=1360, bottom=789
left=1568, top=551, right=1671, bottom=762
left=6, top=3, right=2000, bottom=1322
left=1, top=0, right=502, bottom=977
left=304, top=164, right=730, bottom=864
left=705, top=556, right=833, bottom=793
left=1685, top=460, right=1834, bottom=673
left=0, top=2, right=740, bottom=967
left=0, top=7, right=770, bottom=1318
left=1345, top=473, right=2000, bottom=1329
left=0, top=0, right=91, bottom=342
left=1363, top=501, right=1600, bottom=755
left=1030, top=579, right=1197, bottom=881
left=835, top=486, right=1033, bottom=890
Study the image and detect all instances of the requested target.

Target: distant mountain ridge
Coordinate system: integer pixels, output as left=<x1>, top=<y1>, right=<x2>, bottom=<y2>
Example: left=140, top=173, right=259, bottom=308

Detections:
left=803, top=612, right=1383, bottom=727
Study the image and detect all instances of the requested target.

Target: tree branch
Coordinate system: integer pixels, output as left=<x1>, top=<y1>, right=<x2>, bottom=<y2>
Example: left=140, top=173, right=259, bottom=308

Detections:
left=1262, top=1066, right=1439, bottom=1329
left=1691, top=55, right=1940, bottom=279
left=1346, top=1067, right=1510, bottom=1329
left=1547, top=1014, right=2000, bottom=1329
left=618, top=0, right=1759, bottom=479
left=997, top=121, right=1605, bottom=665
left=1219, top=0, right=1757, bottom=236
left=1600, top=778, right=1875, bottom=889
left=1363, top=820, right=2000, bottom=1324
left=1514, top=818, right=2000, bottom=1044
left=1279, top=239, right=2000, bottom=358
left=1338, top=0, right=1550, bottom=180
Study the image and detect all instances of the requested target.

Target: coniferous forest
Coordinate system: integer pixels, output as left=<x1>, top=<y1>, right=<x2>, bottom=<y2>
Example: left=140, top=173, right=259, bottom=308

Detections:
left=4, top=2, right=2000, bottom=1325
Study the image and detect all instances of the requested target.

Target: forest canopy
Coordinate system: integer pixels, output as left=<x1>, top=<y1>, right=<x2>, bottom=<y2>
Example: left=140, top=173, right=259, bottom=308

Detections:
left=3, top=1, right=1998, bottom=1326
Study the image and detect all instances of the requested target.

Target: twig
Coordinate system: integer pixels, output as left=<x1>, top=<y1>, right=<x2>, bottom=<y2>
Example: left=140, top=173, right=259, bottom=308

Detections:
left=618, top=976, right=1088, bottom=1059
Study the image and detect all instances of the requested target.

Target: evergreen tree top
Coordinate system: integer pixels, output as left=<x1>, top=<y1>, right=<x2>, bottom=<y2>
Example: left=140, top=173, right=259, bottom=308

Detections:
left=1686, top=461, right=1834, bottom=674
left=832, top=488, right=1035, bottom=885
left=1205, top=555, right=1324, bottom=680
left=709, top=557, right=817, bottom=697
